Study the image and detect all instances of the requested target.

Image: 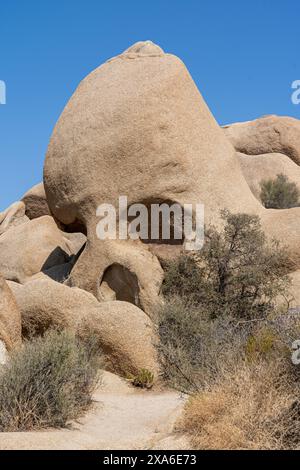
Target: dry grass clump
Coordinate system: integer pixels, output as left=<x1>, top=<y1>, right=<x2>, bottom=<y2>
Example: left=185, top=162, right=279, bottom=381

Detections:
left=158, top=300, right=300, bottom=449
left=158, top=298, right=300, bottom=449
left=179, top=358, right=300, bottom=450
left=0, top=329, right=102, bottom=431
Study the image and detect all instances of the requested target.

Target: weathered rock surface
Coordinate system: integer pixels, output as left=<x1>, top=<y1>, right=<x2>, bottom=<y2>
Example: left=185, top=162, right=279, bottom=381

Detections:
left=62, top=231, right=86, bottom=257
left=9, top=278, right=159, bottom=377
left=68, top=239, right=164, bottom=316
left=0, top=201, right=29, bottom=236
left=0, top=216, right=82, bottom=283
left=0, top=276, right=21, bottom=353
left=29, top=261, right=74, bottom=283
left=238, top=152, right=300, bottom=201
left=22, top=182, right=51, bottom=220
left=224, top=115, right=300, bottom=165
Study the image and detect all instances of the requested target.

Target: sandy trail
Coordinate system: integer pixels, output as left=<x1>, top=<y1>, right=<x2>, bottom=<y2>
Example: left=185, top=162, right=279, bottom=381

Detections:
left=0, top=372, right=189, bottom=450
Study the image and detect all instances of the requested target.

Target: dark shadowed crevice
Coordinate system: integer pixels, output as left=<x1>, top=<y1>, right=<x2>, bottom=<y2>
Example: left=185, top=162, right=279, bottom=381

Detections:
left=127, top=198, right=185, bottom=246
left=60, top=218, right=87, bottom=236
left=99, top=263, right=141, bottom=308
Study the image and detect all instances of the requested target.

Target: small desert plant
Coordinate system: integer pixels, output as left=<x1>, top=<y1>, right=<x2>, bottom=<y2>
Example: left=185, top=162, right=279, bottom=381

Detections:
left=245, top=327, right=279, bottom=362
left=260, top=173, right=300, bottom=209
left=127, top=369, right=155, bottom=389
left=0, top=329, right=102, bottom=431
left=162, top=210, right=290, bottom=320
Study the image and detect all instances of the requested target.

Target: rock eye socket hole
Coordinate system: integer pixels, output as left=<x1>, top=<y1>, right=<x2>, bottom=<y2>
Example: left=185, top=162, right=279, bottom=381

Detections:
left=60, top=218, right=87, bottom=236
left=127, top=199, right=185, bottom=245
left=99, top=264, right=141, bottom=308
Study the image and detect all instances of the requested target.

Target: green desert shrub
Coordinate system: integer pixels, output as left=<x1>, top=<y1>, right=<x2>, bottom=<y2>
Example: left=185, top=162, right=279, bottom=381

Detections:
left=157, top=293, right=300, bottom=395
left=245, top=327, right=279, bottom=362
left=128, top=369, right=155, bottom=389
left=162, top=210, right=290, bottom=320
left=260, top=173, right=300, bottom=209
left=157, top=297, right=251, bottom=393
left=0, top=329, right=102, bottom=431
left=161, top=254, right=205, bottom=306
left=157, top=210, right=292, bottom=393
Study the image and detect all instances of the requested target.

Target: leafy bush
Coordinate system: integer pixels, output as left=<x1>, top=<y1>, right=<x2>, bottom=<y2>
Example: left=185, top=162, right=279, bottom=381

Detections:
left=161, top=255, right=205, bottom=306
left=260, top=173, right=300, bottom=209
left=0, top=330, right=102, bottom=431
left=162, top=210, right=290, bottom=320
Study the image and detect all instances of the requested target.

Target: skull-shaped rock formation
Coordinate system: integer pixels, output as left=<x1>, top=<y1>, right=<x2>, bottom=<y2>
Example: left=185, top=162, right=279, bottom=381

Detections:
left=44, top=41, right=300, bottom=313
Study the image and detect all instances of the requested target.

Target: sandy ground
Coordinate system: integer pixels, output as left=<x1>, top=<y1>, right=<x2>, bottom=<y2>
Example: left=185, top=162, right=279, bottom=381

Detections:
left=0, top=372, right=189, bottom=450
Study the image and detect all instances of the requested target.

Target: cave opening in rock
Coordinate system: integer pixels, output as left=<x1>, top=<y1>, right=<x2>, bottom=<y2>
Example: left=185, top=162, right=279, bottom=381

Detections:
left=100, top=263, right=141, bottom=308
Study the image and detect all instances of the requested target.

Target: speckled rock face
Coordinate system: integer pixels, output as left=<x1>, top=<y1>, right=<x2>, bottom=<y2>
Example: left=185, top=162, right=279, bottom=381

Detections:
left=10, top=278, right=159, bottom=377
left=21, top=182, right=51, bottom=220
left=0, top=216, right=83, bottom=284
left=0, top=201, right=29, bottom=236
left=224, top=115, right=300, bottom=165
left=0, top=276, right=21, bottom=352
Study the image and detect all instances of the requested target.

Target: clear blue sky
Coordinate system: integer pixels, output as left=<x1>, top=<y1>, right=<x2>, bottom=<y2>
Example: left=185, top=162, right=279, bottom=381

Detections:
left=0, top=0, right=299, bottom=210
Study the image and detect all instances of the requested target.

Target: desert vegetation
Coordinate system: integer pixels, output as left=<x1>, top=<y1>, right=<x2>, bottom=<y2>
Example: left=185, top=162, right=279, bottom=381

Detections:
left=0, top=330, right=102, bottom=431
left=157, top=210, right=300, bottom=449
left=179, top=358, right=300, bottom=450
left=260, top=173, right=300, bottom=209
left=127, top=369, right=155, bottom=389
left=161, top=210, right=289, bottom=320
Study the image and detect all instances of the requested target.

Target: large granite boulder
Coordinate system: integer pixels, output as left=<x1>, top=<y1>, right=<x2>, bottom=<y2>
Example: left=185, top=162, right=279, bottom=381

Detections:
left=9, top=278, right=159, bottom=377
